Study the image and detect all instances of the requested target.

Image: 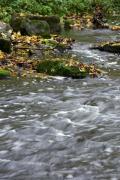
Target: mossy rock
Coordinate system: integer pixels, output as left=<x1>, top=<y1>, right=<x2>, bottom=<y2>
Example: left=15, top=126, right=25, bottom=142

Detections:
left=91, top=41, right=120, bottom=53
left=11, top=14, right=61, bottom=34
left=29, top=15, right=60, bottom=24
left=41, top=39, right=71, bottom=52
left=50, top=23, right=61, bottom=34
left=0, top=36, right=11, bottom=53
left=55, top=44, right=71, bottom=52
left=10, top=14, right=51, bottom=37
left=64, top=19, right=73, bottom=30
left=36, top=60, right=87, bottom=78
left=40, top=16, right=61, bottom=33
left=20, top=19, right=50, bottom=37
left=0, top=21, right=12, bottom=53
left=10, top=14, right=24, bottom=32
left=0, top=21, right=12, bottom=36
left=0, top=69, right=10, bottom=79
left=28, top=15, right=61, bottom=34
left=41, top=39, right=58, bottom=47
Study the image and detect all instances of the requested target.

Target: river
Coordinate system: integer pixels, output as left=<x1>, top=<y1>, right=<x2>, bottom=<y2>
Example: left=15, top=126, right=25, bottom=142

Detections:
left=0, top=29, right=120, bottom=180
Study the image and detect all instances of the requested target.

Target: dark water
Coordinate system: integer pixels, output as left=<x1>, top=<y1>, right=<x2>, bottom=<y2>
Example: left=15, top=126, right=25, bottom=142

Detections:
left=0, top=29, right=120, bottom=180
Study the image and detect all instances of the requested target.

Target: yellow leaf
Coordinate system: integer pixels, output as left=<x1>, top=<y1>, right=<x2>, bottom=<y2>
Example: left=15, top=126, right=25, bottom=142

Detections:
left=0, top=51, right=5, bottom=59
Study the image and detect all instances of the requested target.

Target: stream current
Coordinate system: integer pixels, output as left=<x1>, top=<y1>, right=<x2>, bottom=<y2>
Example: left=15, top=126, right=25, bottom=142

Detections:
left=0, top=29, right=120, bottom=180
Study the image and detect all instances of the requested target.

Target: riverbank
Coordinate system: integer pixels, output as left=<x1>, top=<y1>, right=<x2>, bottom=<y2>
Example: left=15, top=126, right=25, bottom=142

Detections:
left=1, top=11, right=120, bottom=79
left=0, top=13, right=104, bottom=79
left=0, top=32, right=102, bottom=79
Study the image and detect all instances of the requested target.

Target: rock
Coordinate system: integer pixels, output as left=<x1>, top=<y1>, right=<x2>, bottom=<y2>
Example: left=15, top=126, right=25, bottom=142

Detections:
left=36, top=60, right=87, bottom=78
left=55, top=44, right=71, bottom=53
left=28, top=15, right=61, bottom=34
left=0, top=36, right=11, bottom=53
left=64, top=19, right=72, bottom=30
left=0, top=21, right=12, bottom=53
left=10, top=14, right=61, bottom=35
left=28, top=48, right=44, bottom=59
left=0, top=21, right=12, bottom=37
left=10, top=14, right=50, bottom=37
left=49, top=22, right=61, bottom=34
left=10, top=13, right=24, bottom=32
left=29, top=15, right=60, bottom=23
left=20, top=19, right=50, bottom=37
left=47, top=17, right=61, bottom=33
left=91, top=41, right=120, bottom=53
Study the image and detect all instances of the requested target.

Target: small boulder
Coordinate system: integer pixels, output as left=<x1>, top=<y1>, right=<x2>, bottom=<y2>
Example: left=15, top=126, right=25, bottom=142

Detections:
left=0, top=21, right=12, bottom=53
left=28, top=15, right=61, bottom=33
left=44, top=16, right=61, bottom=33
left=20, top=19, right=50, bottom=37
left=10, top=14, right=51, bottom=37
left=91, top=41, right=120, bottom=53
left=10, top=13, right=23, bottom=32
left=0, top=21, right=12, bottom=37
left=0, top=36, right=11, bottom=53
left=64, top=19, right=72, bottom=30
left=36, top=60, right=87, bottom=78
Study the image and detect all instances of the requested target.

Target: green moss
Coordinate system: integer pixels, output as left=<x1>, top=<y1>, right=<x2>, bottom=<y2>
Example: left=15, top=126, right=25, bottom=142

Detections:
left=20, top=19, right=50, bottom=37
left=64, top=19, right=73, bottom=30
left=10, top=14, right=24, bottom=32
left=36, top=60, right=87, bottom=78
left=93, top=41, right=120, bottom=53
left=0, top=69, right=10, bottom=78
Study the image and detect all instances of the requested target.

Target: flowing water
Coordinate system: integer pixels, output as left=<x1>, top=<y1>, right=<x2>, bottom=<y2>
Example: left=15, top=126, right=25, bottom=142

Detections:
left=0, top=29, right=120, bottom=180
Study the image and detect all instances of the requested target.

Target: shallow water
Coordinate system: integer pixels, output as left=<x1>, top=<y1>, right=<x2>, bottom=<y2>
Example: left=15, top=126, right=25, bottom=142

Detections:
left=0, top=29, right=120, bottom=180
